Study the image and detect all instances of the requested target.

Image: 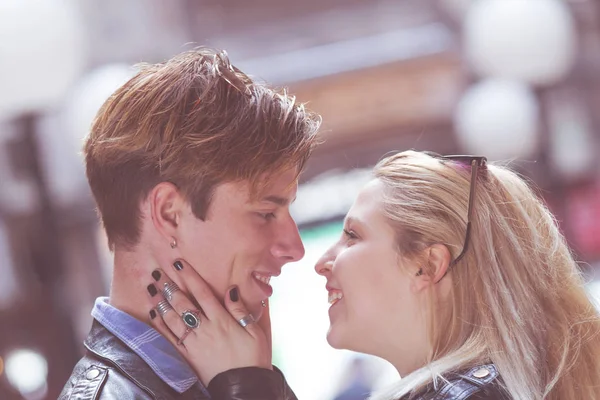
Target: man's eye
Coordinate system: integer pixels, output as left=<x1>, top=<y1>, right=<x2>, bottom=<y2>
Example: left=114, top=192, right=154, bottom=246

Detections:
left=259, top=212, right=276, bottom=220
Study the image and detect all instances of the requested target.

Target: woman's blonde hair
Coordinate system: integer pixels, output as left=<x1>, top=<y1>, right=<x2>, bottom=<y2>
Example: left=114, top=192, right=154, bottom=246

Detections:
left=370, top=150, right=600, bottom=400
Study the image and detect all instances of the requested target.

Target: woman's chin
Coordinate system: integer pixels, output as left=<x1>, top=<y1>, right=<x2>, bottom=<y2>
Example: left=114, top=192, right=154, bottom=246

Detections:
left=326, top=325, right=347, bottom=349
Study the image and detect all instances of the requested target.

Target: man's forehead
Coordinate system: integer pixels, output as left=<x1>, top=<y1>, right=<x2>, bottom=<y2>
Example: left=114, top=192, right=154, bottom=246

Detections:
left=218, top=170, right=298, bottom=204
left=251, top=168, right=299, bottom=201
left=259, top=194, right=297, bottom=206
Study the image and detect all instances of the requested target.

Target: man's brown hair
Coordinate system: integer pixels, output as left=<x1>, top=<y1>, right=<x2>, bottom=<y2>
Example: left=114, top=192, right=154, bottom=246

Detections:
left=84, top=48, right=321, bottom=251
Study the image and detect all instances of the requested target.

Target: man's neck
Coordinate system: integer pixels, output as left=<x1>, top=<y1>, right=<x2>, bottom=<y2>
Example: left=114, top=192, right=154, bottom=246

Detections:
left=109, top=248, right=159, bottom=323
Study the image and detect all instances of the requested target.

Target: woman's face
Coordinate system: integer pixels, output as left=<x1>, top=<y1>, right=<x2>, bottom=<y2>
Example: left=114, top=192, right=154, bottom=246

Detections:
left=315, top=179, right=428, bottom=373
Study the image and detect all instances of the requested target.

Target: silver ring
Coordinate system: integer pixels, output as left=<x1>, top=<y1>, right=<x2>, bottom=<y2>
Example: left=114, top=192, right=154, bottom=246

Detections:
left=156, top=300, right=173, bottom=316
left=238, top=314, right=256, bottom=328
left=182, top=310, right=200, bottom=329
left=162, top=282, right=180, bottom=301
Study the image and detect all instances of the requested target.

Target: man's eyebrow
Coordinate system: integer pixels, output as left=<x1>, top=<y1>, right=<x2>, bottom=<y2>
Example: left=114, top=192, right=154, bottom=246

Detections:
left=260, top=195, right=296, bottom=207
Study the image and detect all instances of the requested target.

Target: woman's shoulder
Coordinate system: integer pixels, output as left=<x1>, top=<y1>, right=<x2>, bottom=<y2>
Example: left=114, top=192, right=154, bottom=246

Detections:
left=410, top=364, right=510, bottom=400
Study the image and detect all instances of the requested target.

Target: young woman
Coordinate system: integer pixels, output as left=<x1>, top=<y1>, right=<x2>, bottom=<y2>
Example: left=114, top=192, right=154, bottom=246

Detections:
left=147, top=150, right=600, bottom=399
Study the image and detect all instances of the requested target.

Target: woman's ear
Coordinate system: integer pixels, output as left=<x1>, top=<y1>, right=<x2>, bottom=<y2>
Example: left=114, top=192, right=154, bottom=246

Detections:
left=427, top=244, right=452, bottom=284
left=412, top=244, right=452, bottom=291
left=148, top=182, right=184, bottom=243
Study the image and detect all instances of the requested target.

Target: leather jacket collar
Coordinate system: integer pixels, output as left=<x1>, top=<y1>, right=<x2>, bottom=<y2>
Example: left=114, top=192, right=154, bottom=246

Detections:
left=84, top=319, right=208, bottom=400
left=405, top=363, right=508, bottom=400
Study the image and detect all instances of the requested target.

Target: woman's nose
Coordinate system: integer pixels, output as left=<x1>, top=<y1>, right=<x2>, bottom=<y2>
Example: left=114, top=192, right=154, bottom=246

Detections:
left=315, top=251, right=335, bottom=276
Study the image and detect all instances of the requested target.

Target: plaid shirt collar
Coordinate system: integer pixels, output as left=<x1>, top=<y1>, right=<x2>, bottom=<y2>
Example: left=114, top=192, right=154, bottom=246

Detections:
left=91, top=297, right=208, bottom=395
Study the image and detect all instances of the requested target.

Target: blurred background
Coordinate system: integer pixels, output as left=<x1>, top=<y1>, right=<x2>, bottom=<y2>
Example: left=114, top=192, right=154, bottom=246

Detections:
left=1, top=0, right=600, bottom=399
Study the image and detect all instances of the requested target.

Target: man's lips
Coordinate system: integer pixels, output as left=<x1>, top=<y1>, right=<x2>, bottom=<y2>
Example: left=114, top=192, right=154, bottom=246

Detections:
left=252, top=269, right=280, bottom=283
left=252, top=271, right=272, bottom=285
left=251, top=270, right=281, bottom=298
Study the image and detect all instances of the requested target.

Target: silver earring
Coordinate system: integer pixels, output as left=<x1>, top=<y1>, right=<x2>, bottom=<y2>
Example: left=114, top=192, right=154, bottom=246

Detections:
left=261, top=300, right=267, bottom=308
left=170, top=238, right=177, bottom=249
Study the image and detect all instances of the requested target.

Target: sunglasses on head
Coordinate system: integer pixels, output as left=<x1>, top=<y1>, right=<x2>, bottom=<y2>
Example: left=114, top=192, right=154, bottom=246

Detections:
left=424, top=152, right=488, bottom=266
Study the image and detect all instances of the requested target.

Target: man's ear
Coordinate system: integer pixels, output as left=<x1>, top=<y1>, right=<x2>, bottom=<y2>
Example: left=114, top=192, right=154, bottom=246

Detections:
left=412, top=244, right=452, bottom=291
left=148, top=182, right=185, bottom=243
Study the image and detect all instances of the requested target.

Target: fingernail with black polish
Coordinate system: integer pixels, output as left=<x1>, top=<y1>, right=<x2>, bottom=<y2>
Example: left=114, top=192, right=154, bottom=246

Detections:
left=149, top=309, right=157, bottom=320
left=147, top=284, right=158, bottom=297
left=173, top=261, right=184, bottom=271
left=230, top=287, right=239, bottom=302
left=152, top=270, right=161, bottom=281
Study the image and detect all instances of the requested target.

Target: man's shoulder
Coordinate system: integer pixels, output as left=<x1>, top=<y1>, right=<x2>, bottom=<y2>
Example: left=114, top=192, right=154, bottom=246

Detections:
left=58, top=352, right=153, bottom=400
left=59, top=319, right=209, bottom=400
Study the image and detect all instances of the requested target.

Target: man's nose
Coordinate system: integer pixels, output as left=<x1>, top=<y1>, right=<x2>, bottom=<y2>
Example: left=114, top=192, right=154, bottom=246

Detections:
left=271, top=216, right=305, bottom=263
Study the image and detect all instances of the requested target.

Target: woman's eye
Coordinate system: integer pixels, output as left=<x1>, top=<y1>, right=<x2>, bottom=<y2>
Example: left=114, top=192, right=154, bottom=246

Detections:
left=343, top=229, right=358, bottom=240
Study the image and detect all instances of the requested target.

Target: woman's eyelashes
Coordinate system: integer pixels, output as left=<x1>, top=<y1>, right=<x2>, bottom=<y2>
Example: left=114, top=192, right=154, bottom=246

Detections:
left=343, top=228, right=359, bottom=241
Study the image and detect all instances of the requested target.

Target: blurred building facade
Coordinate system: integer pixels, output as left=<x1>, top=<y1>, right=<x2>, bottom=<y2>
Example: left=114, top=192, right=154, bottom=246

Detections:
left=1, top=0, right=600, bottom=399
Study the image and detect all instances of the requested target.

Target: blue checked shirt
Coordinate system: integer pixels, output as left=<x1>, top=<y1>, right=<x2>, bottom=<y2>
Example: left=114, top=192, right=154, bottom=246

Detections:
left=91, top=297, right=210, bottom=397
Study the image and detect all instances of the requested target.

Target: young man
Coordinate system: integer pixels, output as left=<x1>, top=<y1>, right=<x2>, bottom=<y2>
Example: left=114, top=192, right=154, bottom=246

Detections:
left=59, top=48, right=321, bottom=399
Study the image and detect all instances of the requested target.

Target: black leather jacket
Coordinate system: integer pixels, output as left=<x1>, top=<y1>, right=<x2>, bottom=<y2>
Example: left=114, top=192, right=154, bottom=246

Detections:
left=58, top=320, right=296, bottom=399
left=206, top=363, right=508, bottom=400
left=401, top=364, right=509, bottom=400
left=209, top=363, right=508, bottom=400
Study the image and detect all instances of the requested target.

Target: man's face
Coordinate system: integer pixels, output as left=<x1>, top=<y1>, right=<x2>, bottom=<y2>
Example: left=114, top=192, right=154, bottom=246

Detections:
left=177, top=168, right=304, bottom=318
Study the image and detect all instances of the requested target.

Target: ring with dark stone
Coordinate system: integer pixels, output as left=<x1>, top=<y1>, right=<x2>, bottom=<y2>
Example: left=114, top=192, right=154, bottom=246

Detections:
left=181, top=310, right=200, bottom=329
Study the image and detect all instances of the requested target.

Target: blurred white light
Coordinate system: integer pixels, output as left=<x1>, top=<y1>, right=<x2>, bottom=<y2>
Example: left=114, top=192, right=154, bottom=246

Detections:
left=0, top=126, right=38, bottom=215
left=291, top=168, right=372, bottom=226
left=454, top=79, right=540, bottom=160
left=548, top=98, right=595, bottom=179
left=586, top=280, right=600, bottom=311
left=39, top=64, right=134, bottom=207
left=0, top=0, right=86, bottom=119
left=63, top=64, right=135, bottom=144
left=464, top=0, right=577, bottom=86
left=5, top=349, right=48, bottom=396
left=238, top=23, right=451, bottom=84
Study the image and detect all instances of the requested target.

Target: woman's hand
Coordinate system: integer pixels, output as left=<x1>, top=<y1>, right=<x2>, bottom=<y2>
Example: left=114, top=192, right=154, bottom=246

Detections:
left=146, top=259, right=272, bottom=386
